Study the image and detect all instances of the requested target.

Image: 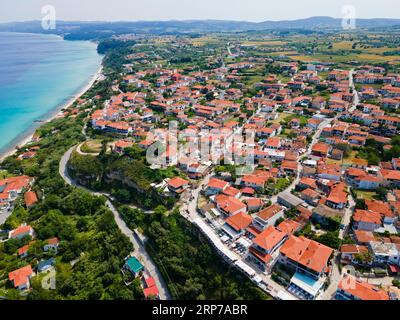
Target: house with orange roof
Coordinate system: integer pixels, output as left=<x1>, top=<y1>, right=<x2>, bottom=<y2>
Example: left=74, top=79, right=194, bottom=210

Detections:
left=365, top=199, right=396, bottom=224
left=300, top=188, right=321, bottom=206
left=311, top=142, right=331, bottom=157
left=222, top=212, right=253, bottom=239
left=167, top=177, right=190, bottom=194
left=18, top=244, right=30, bottom=258
left=354, top=230, right=376, bottom=245
left=297, top=177, right=317, bottom=190
left=252, top=204, right=285, bottom=231
left=325, top=182, right=348, bottom=210
left=265, top=137, right=281, bottom=150
left=281, top=160, right=298, bottom=176
left=114, top=139, right=134, bottom=154
left=143, top=276, right=160, bottom=300
left=381, top=169, right=400, bottom=187
left=222, top=186, right=241, bottom=198
left=353, top=210, right=382, bottom=231
left=8, top=265, right=33, bottom=290
left=240, top=171, right=271, bottom=191
left=277, top=219, right=301, bottom=235
left=278, top=235, right=333, bottom=280
left=214, top=195, right=247, bottom=217
left=8, top=224, right=34, bottom=240
left=317, top=163, right=342, bottom=181
left=336, top=274, right=389, bottom=300
left=257, top=127, right=276, bottom=138
left=0, top=175, right=34, bottom=203
left=138, top=139, right=154, bottom=150
left=248, top=226, right=287, bottom=272
left=105, top=121, right=132, bottom=136
left=346, top=167, right=382, bottom=190
left=24, top=191, right=38, bottom=208
left=244, top=198, right=264, bottom=212
left=206, top=178, right=229, bottom=196
left=44, top=237, right=60, bottom=252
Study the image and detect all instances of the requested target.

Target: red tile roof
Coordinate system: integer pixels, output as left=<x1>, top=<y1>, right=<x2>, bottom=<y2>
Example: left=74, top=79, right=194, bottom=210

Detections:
left=277, top=219, right=301, bottom=235
left=338, top=275, right=389, bottom=300
left=225, top=212, right=253, bottom=231
left=354, top=230, right=376, bottom=244
left=354, top=210, right=382, bottom=225
left=312, top=142, right=330, bottom=155
left=18, top=245, right=29, bottom=256
left=143, top=285, right=159, bottom=298
left=215, top=195, right=246, bottom=215
left=168, top=177, right=189, bottom=189
left=279, top=235, right=333, bottom=273
left=208, top=178, right=229, bottom=190
left=9, top=225, right=33, bottom=238
left=9, top=265, right=33, bottom=288
left=256, top=204, right=283, bottom=221
left=253, top=226, right=287, bottom=251
left=24, top=191, right=38, bottom=207
left=365, top=200, right=394, bottom=218
left=222, top=186, right=241, bottom=197
left=249, top=246, right=272, bottom=263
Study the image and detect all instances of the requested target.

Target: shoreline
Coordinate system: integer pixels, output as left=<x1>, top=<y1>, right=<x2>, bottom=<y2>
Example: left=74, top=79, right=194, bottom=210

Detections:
left=0, top=64, right=104, bottom=162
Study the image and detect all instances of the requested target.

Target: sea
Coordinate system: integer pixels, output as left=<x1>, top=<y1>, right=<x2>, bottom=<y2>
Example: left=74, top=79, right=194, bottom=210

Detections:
left=0, top=32, right=102, bottom=155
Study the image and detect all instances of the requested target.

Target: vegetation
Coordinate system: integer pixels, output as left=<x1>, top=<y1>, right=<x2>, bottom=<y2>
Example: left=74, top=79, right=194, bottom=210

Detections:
left=0, top=115, right=140, bottom=299
left=118, top=206, right=271, bottom=300
left=296, top=223, right=341, bottom=249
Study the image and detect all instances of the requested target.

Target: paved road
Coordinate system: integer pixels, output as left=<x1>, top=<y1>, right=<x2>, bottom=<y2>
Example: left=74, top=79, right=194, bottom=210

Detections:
left=59, top=145, right=172, bottom=300
left=319, top=254, right=341, bottom=300
left=348, top=69, right=360, bottom=113
left=339, top=192, right=355, bottom=240
left=0, top=206, right=13, bottom=226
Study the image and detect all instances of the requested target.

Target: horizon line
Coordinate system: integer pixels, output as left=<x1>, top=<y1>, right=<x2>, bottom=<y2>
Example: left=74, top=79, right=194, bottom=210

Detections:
left=2, top=15, right=400, bottom=24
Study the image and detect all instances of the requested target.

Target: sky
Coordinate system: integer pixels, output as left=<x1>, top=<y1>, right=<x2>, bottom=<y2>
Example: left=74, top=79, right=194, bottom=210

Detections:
left=0, top=0, right=399, bottom=23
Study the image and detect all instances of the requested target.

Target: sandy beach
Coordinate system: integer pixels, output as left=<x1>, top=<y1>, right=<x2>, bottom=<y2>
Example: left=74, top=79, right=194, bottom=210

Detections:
left=0, top=65, right=103, bottom=162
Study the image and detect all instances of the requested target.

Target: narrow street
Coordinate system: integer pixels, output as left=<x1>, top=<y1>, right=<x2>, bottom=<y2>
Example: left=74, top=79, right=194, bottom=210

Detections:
left=349, top=69, right=360, bottom=112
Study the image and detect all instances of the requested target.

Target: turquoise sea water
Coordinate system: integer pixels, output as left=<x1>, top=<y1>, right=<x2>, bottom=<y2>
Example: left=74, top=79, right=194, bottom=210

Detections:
left=0, top=32, right=102, bottom=153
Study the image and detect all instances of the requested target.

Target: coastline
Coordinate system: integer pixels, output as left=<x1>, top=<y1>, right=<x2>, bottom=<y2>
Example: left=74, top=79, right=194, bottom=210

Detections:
left=0, top=64, right=104, bottom=162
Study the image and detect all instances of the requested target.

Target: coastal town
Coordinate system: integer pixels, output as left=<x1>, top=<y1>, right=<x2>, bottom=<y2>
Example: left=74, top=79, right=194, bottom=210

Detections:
left=1, top=30, right=400, bottom=301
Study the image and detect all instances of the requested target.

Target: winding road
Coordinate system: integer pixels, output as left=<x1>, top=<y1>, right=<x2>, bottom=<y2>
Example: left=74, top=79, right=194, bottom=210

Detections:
left=59, top=145, right=172, bottom=300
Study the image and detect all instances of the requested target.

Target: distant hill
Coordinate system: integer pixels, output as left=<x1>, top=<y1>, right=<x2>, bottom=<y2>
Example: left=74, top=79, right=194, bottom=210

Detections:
left=1, top=16, right=400, bottom=39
